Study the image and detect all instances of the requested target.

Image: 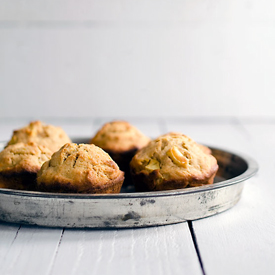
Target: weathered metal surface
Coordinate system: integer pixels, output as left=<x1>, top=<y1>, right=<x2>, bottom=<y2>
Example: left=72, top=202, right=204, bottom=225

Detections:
left=0, top=143, right=258, bottom=228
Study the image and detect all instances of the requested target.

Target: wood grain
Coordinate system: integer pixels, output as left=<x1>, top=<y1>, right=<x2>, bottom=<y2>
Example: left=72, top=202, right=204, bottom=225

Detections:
left=1, top=0, right=275, bottom=119
left=0, top=225, right=63, bottom=275
left=0, top=223, right=21, bottom=267
left=50, top=224, right=202, bottom=275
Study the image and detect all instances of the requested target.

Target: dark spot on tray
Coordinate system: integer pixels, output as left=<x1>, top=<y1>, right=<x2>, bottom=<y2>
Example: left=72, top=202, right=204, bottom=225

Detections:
left=199, top=192, right=216, bottom=205
left=68, top=200, right=74, bottom=204
left=140, top=199, right=156, bottom=206
left=104, top=221, right=112, bottom=227
left=122, top=211, right=141, bottom=221
left=208, top=205, right=221, bottom=212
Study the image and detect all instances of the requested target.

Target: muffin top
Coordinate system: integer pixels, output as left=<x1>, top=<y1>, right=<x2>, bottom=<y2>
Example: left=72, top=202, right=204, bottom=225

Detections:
left=90, top=121, right=151, bottom=153
left=7, top=121, right=72, bottom=153
left=37, top=143, right=124, bottom=192
left=161, top=132, right=212, bottom=154
left=0, top=142, right=52, bottom=175
left=130, top=132, right=218, bottom=187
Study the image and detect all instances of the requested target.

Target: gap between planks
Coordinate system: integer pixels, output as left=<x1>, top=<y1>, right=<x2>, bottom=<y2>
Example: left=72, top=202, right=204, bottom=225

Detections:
left=0, top=224, right=22, bottom=266
left=188, top=221, right=206, bottom=275
left=47, top=228, right=65, bottom=275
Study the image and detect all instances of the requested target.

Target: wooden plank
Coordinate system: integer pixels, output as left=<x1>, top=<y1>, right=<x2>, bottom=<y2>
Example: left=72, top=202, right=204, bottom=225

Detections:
left=50, top=223, right=202, bottom=275
left=0, top=223, right=21, bottom=266
left=0, top=0, right=273, bottom=22
left=169, top=120, right=274, bottom=275
left=0, top=225, right=63, bottom=275
left=1, top=17, right=275, bottom=119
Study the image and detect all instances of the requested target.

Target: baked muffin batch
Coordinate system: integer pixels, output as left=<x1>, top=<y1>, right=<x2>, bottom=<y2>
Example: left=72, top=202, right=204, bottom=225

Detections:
left=0, top=120, right=219, bottom=194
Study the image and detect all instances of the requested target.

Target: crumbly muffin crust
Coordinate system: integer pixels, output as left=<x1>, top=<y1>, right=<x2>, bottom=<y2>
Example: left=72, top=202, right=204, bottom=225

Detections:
left=161, top=132, right=212, bottom=154
left=7, top=121, right=72, bottom=153
left=130, top=132, right=219, bottom=191
left=37, top=143, right=124, bottom=193
left=0, top=142, right=52, bottom=190
left=90, top=121, right=151, bottom=153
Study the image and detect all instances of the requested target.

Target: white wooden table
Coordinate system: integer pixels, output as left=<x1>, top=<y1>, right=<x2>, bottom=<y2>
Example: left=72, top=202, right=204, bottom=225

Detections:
left=0, top=117, right=273, bottom=275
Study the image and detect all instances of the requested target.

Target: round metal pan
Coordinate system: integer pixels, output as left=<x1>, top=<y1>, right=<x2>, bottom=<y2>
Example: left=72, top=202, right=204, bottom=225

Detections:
left=0, top=141, right=258, bottom=228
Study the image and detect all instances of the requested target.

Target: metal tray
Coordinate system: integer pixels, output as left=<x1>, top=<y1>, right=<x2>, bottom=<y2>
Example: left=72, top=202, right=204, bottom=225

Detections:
left=0, top=141, right=258, bottom=228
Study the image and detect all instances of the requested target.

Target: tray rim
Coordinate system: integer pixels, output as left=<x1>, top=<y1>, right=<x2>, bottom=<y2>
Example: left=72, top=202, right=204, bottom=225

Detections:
left=0, top=142, right=259, bottom=200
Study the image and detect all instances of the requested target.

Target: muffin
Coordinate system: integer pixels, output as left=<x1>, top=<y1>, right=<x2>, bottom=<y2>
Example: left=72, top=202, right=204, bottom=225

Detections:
left=90, top=121, right=151, bottom=182
left=0, top=142, right=52, bottom=190
left=7, top=121, right=71, bottom=153
left=130, top=132, right=219, bottom=191
left=37, top=143, right=125, bottom=194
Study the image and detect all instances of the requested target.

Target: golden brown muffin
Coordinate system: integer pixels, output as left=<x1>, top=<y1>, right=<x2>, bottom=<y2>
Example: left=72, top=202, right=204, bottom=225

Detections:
left=7, top=121, right=72, bottom=153
left=90, top=121, right=151, bottom=183
left=130, top=132, right=219, bottom=191
left=0, top=142, right=52, bottom=190
left=37, top=143, right=124, bottom=194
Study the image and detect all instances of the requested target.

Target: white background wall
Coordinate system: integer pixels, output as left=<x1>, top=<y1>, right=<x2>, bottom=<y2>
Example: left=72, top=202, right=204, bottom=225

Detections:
left=1, top=0, right=275, bottom=119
